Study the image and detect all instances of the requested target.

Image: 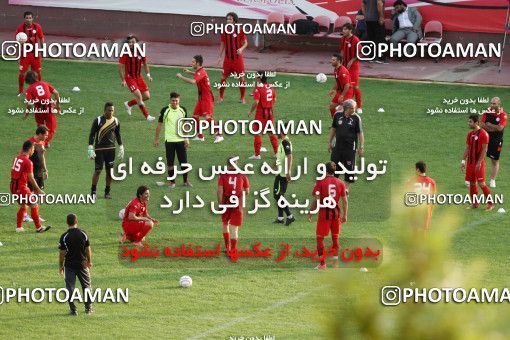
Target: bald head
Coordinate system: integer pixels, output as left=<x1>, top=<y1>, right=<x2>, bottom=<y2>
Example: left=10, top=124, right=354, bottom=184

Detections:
left=490, top=97, right=501, bottom=112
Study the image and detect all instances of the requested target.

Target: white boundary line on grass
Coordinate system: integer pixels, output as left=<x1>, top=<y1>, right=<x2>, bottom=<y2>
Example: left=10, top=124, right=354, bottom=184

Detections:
left=190, top=285, right=326, bottom=339
left=42, top=58, right=510, bottom=89
left=451, top=212, right=503, bottom=236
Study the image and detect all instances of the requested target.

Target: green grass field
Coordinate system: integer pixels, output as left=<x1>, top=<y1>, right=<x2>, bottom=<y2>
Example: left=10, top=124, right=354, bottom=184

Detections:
left=0, top=59, right=509, bottom=339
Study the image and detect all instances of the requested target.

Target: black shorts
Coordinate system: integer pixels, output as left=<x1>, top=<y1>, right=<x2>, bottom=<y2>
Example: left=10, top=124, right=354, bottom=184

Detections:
left=95, top=149, right=116, bottom=170
left=28, top=175, right=44, bottom=190
left=487, top=138, right=503, bottom=160
left=273, top=175, right=288, bottom=199
left=331, top=148, right=356, bottom=183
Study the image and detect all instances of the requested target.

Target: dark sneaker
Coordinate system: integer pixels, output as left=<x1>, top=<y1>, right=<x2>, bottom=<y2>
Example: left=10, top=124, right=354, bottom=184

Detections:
left=70, top=310, right=78, bottom=316
left=85, top=308, right=94, bottom=315
left=285, top=216, right=295, bottom=226
left=272, top=219, right=284, bottom=224
left=36, top=226, right=51, bottom=233
left=104, top=193, right=112, bottom=199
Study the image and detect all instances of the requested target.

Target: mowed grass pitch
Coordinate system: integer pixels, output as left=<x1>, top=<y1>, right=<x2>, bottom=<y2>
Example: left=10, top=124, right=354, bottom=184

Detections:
left=0, top=59, right=509, bottom=338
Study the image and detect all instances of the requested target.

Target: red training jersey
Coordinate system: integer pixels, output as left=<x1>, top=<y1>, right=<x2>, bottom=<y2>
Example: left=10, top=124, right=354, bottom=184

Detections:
left=119, top=55, right=147, bottom=78
left=194, top=67, right=213, bottom=99
left=26, top=81, right=55, bottom=114
left=312, top=176, right=346, bottom=220
left=334, top=65, right=351, bottom=93
left=15, top=22, right=44, bottom=49
left=11, top=154, right=33, bottom=191
left=466, top=129, right=489, bottom=165
left=253, top=84, right=276, bottom=120
left=409, top=175, right=436, bottom=195
left=123, top=197, right=148, bottom=223
left=218, top=173, right=250, bottom=205
left=221, top=29, right=246, bottom=61
left=339, top=35, right=361, bottom=69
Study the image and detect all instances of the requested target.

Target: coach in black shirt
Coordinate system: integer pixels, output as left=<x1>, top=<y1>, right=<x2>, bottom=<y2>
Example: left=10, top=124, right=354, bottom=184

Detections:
left=59, top=214, right=93, bottom=315
left=328, top=99, right=365, bottom=191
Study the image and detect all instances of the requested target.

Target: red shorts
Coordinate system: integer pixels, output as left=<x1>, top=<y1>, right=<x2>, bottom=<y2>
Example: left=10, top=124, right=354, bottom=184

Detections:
left=193, top=97, right=214, bottom=117
left=125, top=76, right=148, bottom=93
left=19, top=53, right=42, bottom=73
left=222, top=58, right=245, bottom=78
left=465, top=161, right=486, bottom=182
left=348, top=65, right=360, bottom=86
left=10, top=186, right=34, bottom=205
left=254, top=115, right=274, bottom=131
left=332, top=89, right=353, bottom=105
left=122, top=220, right=151, bottom=242
left=222, top=207, right=243, bottom=227
left=316, top=218, right=341, bottom=237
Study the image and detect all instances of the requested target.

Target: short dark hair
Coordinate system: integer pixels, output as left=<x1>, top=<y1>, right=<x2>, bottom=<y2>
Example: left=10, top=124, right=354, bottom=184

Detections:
left=415, top=161, right=427, bottom=174
left=393, top=0, right=407, bottom=6
left=257, top=70, right=267, bottom=83
left=332, top=53, right=341, bottom=60
left=104, top=102, right=114, bottom=111
left=24, top=71, right=37, bottom=85
left=67, top=213, right=77, bottom=226
left=193, top=55, right=203, bottom=66
left=170, top=92, right=180, bottom=99
left=22, top=140, right=34, bottom=152
left=326, top=161, right=337, bottom=175
left=36, top=126, right=49, bottom=135
left=136, top=185, right=149, bottom=199
left=24, top=11, right=34, bottom=18
left=469, top=114, right=479, bottom=123
left=226, top=12, right=239, bottom=23
left=342, top=23, right=354, bottom=31
left=126, top=34, right=139, bottom=42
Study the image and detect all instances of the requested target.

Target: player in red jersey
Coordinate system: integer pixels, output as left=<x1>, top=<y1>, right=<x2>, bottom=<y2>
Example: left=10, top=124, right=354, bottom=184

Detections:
left=177, top=55, right=224, bottom=143
left=247, top=71, right=279, bottom=159
left=217, top=156, right=250, bottom=254
left=121, top=185, right=159, bottom=246
left=15, top=11, right=44, bottom=96
left=119, top=35, right=155, bottom=122
left=407, top=161, right=437, bottom=232
left=329, top=53, right=353, bottom=118
left=10, top=140, right=51, bottom=233
left=24, top=71, right=60, bottom=147
left=217, top=12, right=248, bottom=104
left=480, top=97, right=507, bottom=188
left=308, top=161, right=348, bottom=270
left=461, top=114, right=493, bottom=211
left=340, top=23, right=363, bottom=114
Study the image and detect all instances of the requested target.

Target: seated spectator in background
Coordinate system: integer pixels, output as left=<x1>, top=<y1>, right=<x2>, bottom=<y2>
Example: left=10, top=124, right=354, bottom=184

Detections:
left=355, top=9, right=368, bottom=40
left=390, top=0, right=422, bottom=47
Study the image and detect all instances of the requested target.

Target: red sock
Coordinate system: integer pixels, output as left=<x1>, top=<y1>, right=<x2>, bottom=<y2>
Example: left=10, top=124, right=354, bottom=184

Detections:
left=331, top=235, right=339, bottom=256
left=16, top=207, right=27, bottom=228
left=240, top=81, right=246, bottom=100
left=223, top=232, right=230, bottom=250
left=139, top=104, right=149, bottom=118
left=36, top=70, right=42, bottom=81
left=316, top=236, right=325, bottom=265
left=269, top=135, right=278, bottom=154
left=128, top=99, right=137, bottom=107
left=481, top=184, right=491, bottom=204
left=254, top=135, right=262, bottom=156
left=207, top=118, right=222, bottom=136
left=469, top=183, right=478, bottom=206
left=230, top=238, right=238, bottom=251
left=354, top=87, right=362, bottom=108
left=193, top=116, right=204, bottom=139
left=219, top=78, right=226, bottom=99
left=18, top=73, right=25, bottom=94
left=30, top=206, right=41, bottom=228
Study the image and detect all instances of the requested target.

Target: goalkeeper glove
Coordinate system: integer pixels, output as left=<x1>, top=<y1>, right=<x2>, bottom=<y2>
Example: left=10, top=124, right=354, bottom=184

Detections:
left=118, top=145, right=125, bottom=159
left=87, top=145, right=96, bottom=159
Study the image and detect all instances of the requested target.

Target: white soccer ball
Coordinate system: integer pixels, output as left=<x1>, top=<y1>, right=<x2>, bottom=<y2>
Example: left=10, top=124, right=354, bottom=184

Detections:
left=316, top=73, right=327, bottom=83
left=118, top=208, right=125, bottom=220
left=16, top=32, right=28, bottom=43
left=179, top=275, right=192, bottom=288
